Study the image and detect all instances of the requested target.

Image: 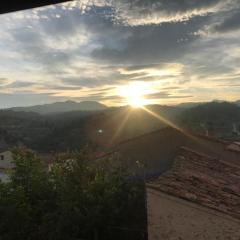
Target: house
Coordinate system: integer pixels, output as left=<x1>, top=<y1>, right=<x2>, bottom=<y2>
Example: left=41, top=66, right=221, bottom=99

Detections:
left=146, top=147, right=240, bottom=240
left=0, top=150, right=14, bottom=169
left=0, top=150, right=14, bottom=182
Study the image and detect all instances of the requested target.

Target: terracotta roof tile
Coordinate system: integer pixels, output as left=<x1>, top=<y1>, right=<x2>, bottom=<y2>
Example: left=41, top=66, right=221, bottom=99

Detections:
left=147, top=147, right=240, bottom=220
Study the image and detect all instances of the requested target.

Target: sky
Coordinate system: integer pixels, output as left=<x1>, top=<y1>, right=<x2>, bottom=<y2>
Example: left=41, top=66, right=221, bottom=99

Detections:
left=0, top=0, right=240, bottom=108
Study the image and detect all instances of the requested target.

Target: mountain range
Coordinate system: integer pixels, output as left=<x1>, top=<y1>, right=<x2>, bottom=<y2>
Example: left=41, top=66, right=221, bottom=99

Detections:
left=0, top=100, right=240, bottom=152
left=176, top=100, right=240, bottom=108
left=4, top=99, right=240, bottom=115
left=8, top=101, right=107, bottom=114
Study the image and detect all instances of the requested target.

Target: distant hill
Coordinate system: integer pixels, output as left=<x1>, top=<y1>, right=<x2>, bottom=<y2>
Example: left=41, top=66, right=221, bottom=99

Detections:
left=0, top=110, right=47, bottom=149
left=235, top=100, right=240, bottom=106
left=9, top=101, right=107, bottom=114
left=177, top=100, right=240, bottom=109
left=178, top=102, right=240, bottom=139
left=33, top=105, right=181, bottom=151
left=176, top=101, right=204, bottom=109
left=1, top=101, right=239, bottom=152
left=179, top=102, right=240, bottom=122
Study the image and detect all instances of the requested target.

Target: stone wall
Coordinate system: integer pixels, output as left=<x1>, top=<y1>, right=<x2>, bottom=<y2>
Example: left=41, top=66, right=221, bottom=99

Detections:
left=147, top=189, right=240, bottom=240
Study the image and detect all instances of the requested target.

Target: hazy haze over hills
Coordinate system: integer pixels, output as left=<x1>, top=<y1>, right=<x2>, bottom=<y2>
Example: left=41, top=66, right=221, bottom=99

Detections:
left=8, top=101, right=107, bottom=114
left=0, top=101, right=239, bottom=152
left=4, top=99, right=240, bottom=114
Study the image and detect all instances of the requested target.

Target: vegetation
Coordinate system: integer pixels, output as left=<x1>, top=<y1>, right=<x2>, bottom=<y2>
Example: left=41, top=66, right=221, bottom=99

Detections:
left=0, top=148, right=147, bottom=240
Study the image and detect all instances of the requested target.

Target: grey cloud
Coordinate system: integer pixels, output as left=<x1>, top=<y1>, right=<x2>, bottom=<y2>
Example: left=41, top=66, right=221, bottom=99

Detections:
left=5, top=81, right=35, bottom=88
left=0, top=93, right=66, bottom=108
left=8, top=4, right=209, bottom=86
left=95, top=86, right=115, bottom=92
left=92, top=16, right=208, bottom=64
left=11, top=27, right=73, bottom=73
left=43, top=84, right=82, bottom=91
left=61, top=76, right=115, bottom=87
left=161, top=86, right=181, bottom=90
left=109, top=0, right=225, bottom=25
left=213, top=10, right=240, bottom=32
left=40, top=7, right=81, bottom=36
left=145, top=91, right=193, bottom=99
left=129, top=0, right=220, bottom=11
left=121, top=63, right=172, bottom=71
left=61, top=0, right=228, bottom=25
left=0, top=78, right=10, bottom=85
left=73, top=93, right=122, bottom=102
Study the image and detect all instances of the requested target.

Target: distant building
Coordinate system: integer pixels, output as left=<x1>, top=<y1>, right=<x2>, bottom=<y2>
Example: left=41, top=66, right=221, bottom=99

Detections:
left=0, top=150, right=14, bottom=169
left=0, top=150, right=14, bottom=182
left=146, top=147, right=240, bottom=240
left=232, top=124, right=240, bottom=136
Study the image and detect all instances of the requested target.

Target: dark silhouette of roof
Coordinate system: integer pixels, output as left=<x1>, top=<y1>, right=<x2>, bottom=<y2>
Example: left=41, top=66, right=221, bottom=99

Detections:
left=95, top=126, right=240, bottom=177
left=0, top=0, right=71, bottom=14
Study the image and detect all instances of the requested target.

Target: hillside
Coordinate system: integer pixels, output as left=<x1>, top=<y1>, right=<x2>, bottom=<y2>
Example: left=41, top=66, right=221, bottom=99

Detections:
left=0, top=110, right=52, bottom=149
left=178, top=102, right=240, bottom=139
left=235, top=100, right=240, bottom=106
left=9, top=100, right=107, bottom=114
left=0, top=105, right=181, bottom=151
left=176, top=100, right=240, bottom=109
left=1, top=102, right=240, bottom=152
left=180, top=102, right=240, bottom=121
left=33, top=105, right=181, bottom=151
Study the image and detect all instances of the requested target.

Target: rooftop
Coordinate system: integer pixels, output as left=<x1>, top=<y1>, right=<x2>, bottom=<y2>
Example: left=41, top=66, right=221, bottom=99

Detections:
left=147, top=147, right=240, bottom=220
left=226, top=142, right=240, bottom=153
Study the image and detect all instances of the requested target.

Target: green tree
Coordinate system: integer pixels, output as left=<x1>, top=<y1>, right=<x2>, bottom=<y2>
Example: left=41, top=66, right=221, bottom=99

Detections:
left=0, top=149, right=147, bottom=240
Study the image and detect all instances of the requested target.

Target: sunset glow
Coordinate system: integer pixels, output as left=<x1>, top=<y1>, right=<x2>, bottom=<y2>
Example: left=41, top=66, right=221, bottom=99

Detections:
left=118, top=82, right=152, bottom=107
left=0, top=0, right=240, bottom=108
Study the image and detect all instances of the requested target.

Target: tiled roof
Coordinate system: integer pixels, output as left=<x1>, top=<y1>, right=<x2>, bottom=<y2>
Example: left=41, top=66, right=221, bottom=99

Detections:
left=147, top=147, right=240, bottom=220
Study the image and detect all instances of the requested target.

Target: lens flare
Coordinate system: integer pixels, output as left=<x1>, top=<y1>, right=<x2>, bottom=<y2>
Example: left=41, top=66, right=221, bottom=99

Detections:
left=118, top=82, right=151, bottom=108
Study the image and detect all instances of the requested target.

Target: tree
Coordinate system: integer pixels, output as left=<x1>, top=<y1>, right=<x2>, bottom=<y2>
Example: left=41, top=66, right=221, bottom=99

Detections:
left=0, top=148, right=147, bottom=240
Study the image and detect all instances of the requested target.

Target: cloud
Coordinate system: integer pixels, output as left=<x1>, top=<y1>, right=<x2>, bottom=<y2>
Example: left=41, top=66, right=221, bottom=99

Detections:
left=145, top=91, right=193, bottom=99
left=60, top=0, right=227, bottom=26
left=212, top=11, right=240, bottom=32
left=60, top=76, right=113, bottom=87
left=0, top=78, right=10, bottom=85
left=0, top=0, right=240, bottom=106
left=39, top=84, right=83, bottom=91
left=91, top=16, right=208, bottom=64
left=112, top=0, right=225, bottom=26
left=119, top=63, right=183, bottom=77
left=5, top=81, right=36, bottom=88
left=0, top=93, right=66, bottom=108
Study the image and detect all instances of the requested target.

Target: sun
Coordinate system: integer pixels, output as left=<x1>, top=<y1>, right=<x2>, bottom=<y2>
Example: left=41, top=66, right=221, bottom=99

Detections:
left=128, top=96, right=146, bottom=108
left=118, top=82, right=150, bottom=108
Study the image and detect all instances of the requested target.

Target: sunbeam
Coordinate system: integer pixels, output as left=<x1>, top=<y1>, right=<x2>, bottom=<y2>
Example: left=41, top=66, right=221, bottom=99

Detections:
left=109, top=108, right=132, bottom=145
left=140, top=105, right=200, bottom=142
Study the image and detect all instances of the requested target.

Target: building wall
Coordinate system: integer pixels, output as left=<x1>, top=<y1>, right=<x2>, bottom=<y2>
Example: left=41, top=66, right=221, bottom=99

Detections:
left=0, top=151, right=14, bottom=169
left=147, top=188, right=240, bottom=240
left=0, top=170, right=10, bottom=182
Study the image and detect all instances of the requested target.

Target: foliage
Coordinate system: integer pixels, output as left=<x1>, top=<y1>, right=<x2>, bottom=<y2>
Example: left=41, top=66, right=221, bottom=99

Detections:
left=0, top=148, right=147, bottom=240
